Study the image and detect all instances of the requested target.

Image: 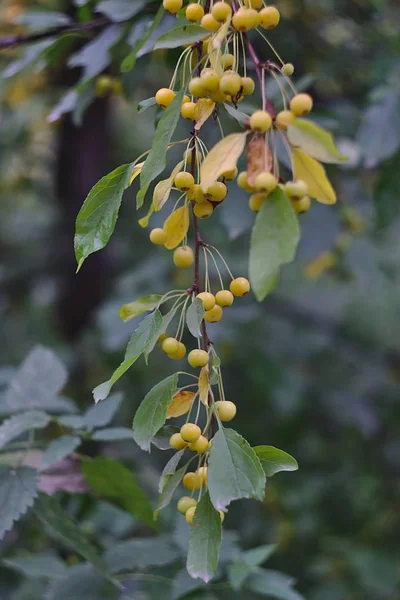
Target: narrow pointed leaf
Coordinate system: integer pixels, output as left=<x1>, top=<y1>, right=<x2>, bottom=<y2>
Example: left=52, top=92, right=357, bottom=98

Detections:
left=154, top=25, right=208, bottom=50
left=119, top=295, right=162, bottom=322
left=187, top=492, right=222, bottom=583
left=154, top=463, right=189, bottom=517
left=292, top=148, right=337, bottom=204
left=253, top=446, right=298, bottom=477
left=159, top=449, right=185, bottom=492
left=287, top=118, right=347, bottom=164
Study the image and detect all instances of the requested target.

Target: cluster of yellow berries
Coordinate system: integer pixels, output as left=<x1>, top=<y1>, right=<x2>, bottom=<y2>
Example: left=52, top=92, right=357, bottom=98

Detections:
left=238, top=169, right=311, bottom=214
left=95, top=75, right=123, bottom=98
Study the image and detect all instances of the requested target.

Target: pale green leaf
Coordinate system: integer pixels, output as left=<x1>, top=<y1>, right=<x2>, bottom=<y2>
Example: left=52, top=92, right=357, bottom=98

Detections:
left=45, top=564, right=115, bottom=600
left=2, top=552, right=65, bottom=579
left=287, top=118, right=347, bottom=164
left=245, top=568, right=305, bottom=600
left=84, top=393, right=123, bottom=429
left=104, top=535, right=180, bottom=572
left=97, top=0, right=146, bottom=22
left=0, top=411, right=50, bottom=451
left=91, top=427, right=133, bottom=441
left=187, top=491, right=222, bottom=583
left=40, top=435, right=81, bottom=471
left=0, top=467, right=38, bottom=540
left=159, top=448, right=185, bottom=493
left=121, top=5, right=164, bottom=72
left=253, top=446, right=298, bottom=477
left=154, top=463, right=188, bottom=517
left=186, top=298, right=205, bottom=338
left=137, top=96, right=156, bottom=113
left=151, top=425, right=180, bottom=450
left=154, top=25, right=208, bottom=50
left=223, top=103, right=249, bottom=127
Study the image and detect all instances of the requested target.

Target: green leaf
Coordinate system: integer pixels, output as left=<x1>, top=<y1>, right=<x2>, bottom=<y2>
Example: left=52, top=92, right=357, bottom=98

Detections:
left=132, top=373, right=179, bottom=451
left=0, top=467, right=38, bottom=539
left=154, top=25, right=208, bottom=50
left=228, top=544, right=277, bottom=590
left=287, top=118, right=347, bottom=164
left=154, top=463, right=189, bottom=517
left=93, top=310, right=163, bottom=402
left=104, top=535, right=180, bottom=572
left=186, top=298, right=205, bottom=338
left=249, top=187, right=300, bottom=301
left=253, top=446, right=298, bottom=477
left=82, top=457, right=155, bottom=529
left=74, top=163, right=134, bottom=271
left=357, top=91, right=400, bottom=168
left=245, top=568, right=305, bottom=600
left=91, top=427, right=133, bottom=441
left=209, top=355, right=221, bottom=385
left=151, top=425, right=180, bottom=450
left=119, top=294, right=162, bottom=322
left=159, top=449, right=185, bottom=492
left=144, top=303, right=180, bottom=360
left=137, top=96, right=156, bottom=113
left=84, top=393, right=123, bottom=429
left=34, top=492, right=107, bottom=573
left=45, top=564, right=116, bottom=600
left=374, top=152, right=400, bottom=229
left=68, top=25, right=122, bottom=86
left=223, top=103, right=249, bottom=128
left=0, top=411, right=50, bottom=450
left=2, top=552, right=65, bottom=579
left=208, top=428, right=266, bottom=511
left=137, top=88, right=185, bottom=208
left=187, top=491, right=222, bottom=583
left=40, top=436, right=81, bottom=471
left=97, top=0, right=147, bottom=22
left=243, top=544, right=276, bottom=567
left=121, top=5, right=164, bottom=72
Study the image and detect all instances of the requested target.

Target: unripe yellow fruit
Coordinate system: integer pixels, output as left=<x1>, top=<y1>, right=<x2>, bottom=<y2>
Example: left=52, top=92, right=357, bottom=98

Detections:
left=211, top=1, right=232, bottom=22
left=254, top=172, right=277, bottom=193
left=220, top=71, right=242, bottom=97
left=149, top=228, right=167, bottom=245
left=204, top=305, right=223, bottom=323
left=292, top=195, right=311, bottom=214
left=200, top=68, right=220, bottom=93
left=250, top=110, right=273, bottom=133
left=181, top=102, right=196, bottom=120
left=249, top=192, right=266, bottom=212
left=185, top=3, right=204, bottom=22
left=185, top=506, right=196, bottom=524
left=187, top=184, right=205, bottom=203
left=221, top=53, right=235, bottom=70
left=189, top=77, right=206, bottom=98
left=275, top=110, right=296, bottom=129
left=259, top=6, right=280, bottom=29
left=230, top=277, right=250, bottom=296
left=201, top=13, right=220, bottom=31
left=189, top=435, right=209, bottom=453
left=221, top=167, right=238, bottom=180
left=168, top=342, right=187, bottom=360
left=174, top=171, right=195, bottom=191
left=281, top=63, right=294, bottom=77
left=170, top=433, right=188, bottom=450
left=215, top=290, right=234, bottom=307
left=210, top=89, right=229, bottom=104
left=194, top=201, right=214, bottom=219
left=290, top=93, right=313, bottom=116
left=237, top=171, right=254, bottom=193
left=162, top=337, right=179, bottom=355
left=173, top=246, right=194, bottom=268
left=215, top=400, right=237, bottom=421
left=155, top=88, right=176, bottom=109
left=95, top=75, right=113, bottom=97
left=163, top=0, right=182, bottom=13
left=188, top=349, right=209, bottom=368
left=183, top=472, right=203, bottom=491
left=241, top=76, right=255, bottom=96
left=232, top=7, right=259, bottom=31
left=197, top=292, right=216, bottom=311
left=285, top=180, right=308, bottom=199
left=205, top=181, right=227, bottom=202
left=181, top=423, right=202, bottom=443
left=177, top=496, right=197, bottom=514
left=182, top=95, right=190, bottom=104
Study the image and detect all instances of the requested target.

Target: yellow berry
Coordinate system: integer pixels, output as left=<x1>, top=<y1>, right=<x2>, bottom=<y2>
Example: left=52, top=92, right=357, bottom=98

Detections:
left=183, top=472, right=202, bottom=491
left=185, top=506, right=196, bottom=524
left=173, top=246, right=194, bottom=268
left=230, top=277, right=250, bottom=296
left=181, top=101, right=196, bottom=120
left=181, top=422, right=202, bottom=442
left=163, top=0, right=182, bottom=13
left=292, top=195, right=311, bottom=214
left=275, top=110, right=296, bottom=129
left=200, top=68, right=220, bottom=93
left=185, top=3, right=204, bottom=22
left=188, top=349, right=209, bottom=368
left=197, top=466, right=208, bottom=485
left=205, top=181, right=227, bottom=202
left=211, top=1, right=232, bottom=22
left=249, top=192, right=266, bottom=212
left=215, top=400, right=237, bottom=421
left=221, top=53, right=235, bottom=70
left=259, top=6, right=280, bottom=29
left=290, top=93, right=313, bottom=116
left=155, top=88, right=176, bottom=109
left=174, top=171, right=195, bottom=191
left=281, top=63, right=294, bottom=77
left=254, top=172, right=277, bottom=193
left=149, top=228, right=167, bottom=245
left=285, top=180, right=308, bottom=199
left=250, top=110, right=273, bottom=133
left=177, top=496, right=197, bottom=514
left=215, top=290, right=234, bottom=307
left=189, top=77, right=206, bottom=98
left=232, top=7, right=258, bottom=32
left=237, top=171, right=254, bottom=193
left=170, top=433, right=188, bottom=450
left=189, top=435, right=209, bottom=453
left=204, top=305, right=223, bottom=323
left=241, top=76, right=255, bottom=96
left=95, top=75, right=113, bottom=97
left=221, top=167, right=238, bottom=180
left=220, top=71, right=242, bottom=97
left=197, top=292, right=216, bottom=311
left=201, top=13, right=220, bottom=31
left=187, top=184, right=205, bottom=203
left=168, top=342, right=187, bottom=360
left=162, top=337, right=179, bottom=355
left=194, top=201, right=214, bottom=219
left=210, top=89, right=229, bottom=104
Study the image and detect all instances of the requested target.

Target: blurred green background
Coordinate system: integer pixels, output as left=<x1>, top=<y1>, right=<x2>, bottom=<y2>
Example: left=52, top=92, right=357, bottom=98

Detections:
left=0, top=0, right=400, bottom=598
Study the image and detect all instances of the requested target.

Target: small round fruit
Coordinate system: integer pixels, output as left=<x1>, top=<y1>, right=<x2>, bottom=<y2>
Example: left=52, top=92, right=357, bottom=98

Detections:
left=200, top=68, right=220, bottom=93
left=219, top=510, right=225, bottom=522
left=275, top=110, right=296, bottom=129
left=173, top=246, right=194, bottom=268
left=177, top=496, right=197, bottom=515
left=204, top=305, right=223, bottom=323
left=149, top=228, right=167, bottom=245
left=185, top=506, right=196, bottom=524
left=210, top=89, right=229, bottom=103
left=254, top=172, right=277, bottom=193
left=230, top=277, right=250, bottom=296
left=211, top=1, right=232, bottom=22
left=220, top=71, right=242, bottom=97
left=187, top=184, right=205, bottom=203
left=174, top=171, right=195, bottom=191
left=197, top=292, right=216, bottom=311
left=290, top=93, right=313, bottom=116
left=197, top=466, right=208, bottom=484
left=194, top=201, right=214, bottom=219
left=237, top=171, right=254, bottom=193
left=259, top=6, right=280, bottom=29
left=215, top=400, right=237, bottom=421
left=249, top=192, right=266, bottom=212
left=183, top=471, right=202, bottom=491
left=232, top=7, right=258, bottom=31
left=189, top=435, right=209, bottom=453
left=281, top=63, right=294, bottom=77
left=221, top=167, right=238, bottom=180
left=181, top=101, right=196, bottom=120
left=188, top=349, right=209, bottom=368
left=186, top=3, right=204, bottom=22
left=162, top=337, right=179, bottom=355
left=163, top=0, right=182, bottom=13
left=292, top=195, right=311, bottom=214
left=155, top=87, right=176, bottom=108
left=181, top=423, right=201, bottom=443
left=169, top=341, right=187, bottom=360
left=221, top=53, right=235, bottom=70
left=241, top=76, right=255, bottom=96
left=205, top=181, right=227, bottom=202
left=201, top=13, right=220, bottom=31
left=170, top=433, right=188, bottom=450
left=189, top=77, right=206, bottom=98
left=95, top=75, right=113, bottom=97
left=215, top=290, right=234, bottom=307
left=250, top=110, right=273, bottom=133
left=285, top=180, right=308, bottom=199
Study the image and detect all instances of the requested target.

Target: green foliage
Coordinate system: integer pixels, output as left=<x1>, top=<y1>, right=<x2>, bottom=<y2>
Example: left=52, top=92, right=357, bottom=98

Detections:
left=40, top=435, right=81, bottom=471
left=186, top=297, right=205, bottom=338
left=187, top=492, right=222, bottom=583
left=154, top=25, right=208, bottom=50
left=0, top=467, right=38, bottom=539
left=253, top=446, right=299, bottom=477
left=119, top=294, right=162, bottom=322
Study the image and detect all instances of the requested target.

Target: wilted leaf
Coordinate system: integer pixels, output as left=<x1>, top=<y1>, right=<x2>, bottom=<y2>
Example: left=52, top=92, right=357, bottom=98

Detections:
left=153, top=160, right=184, bottom=211
left=253, top=446, right=298, bottom=477
left=163, top=204, right=190, bottom=250
left=119, top=295, right=162, bottom=322
left=247, top=135, right=272, bottom=187
left=187, top=492, right=222, bottom=583
left=167, top=391, right=195, bottom=419
left=200, top=132, right=247, bottom=192
left=0, top=467, right=38, bottom=540
left=292, top=148, right=336, bottom=205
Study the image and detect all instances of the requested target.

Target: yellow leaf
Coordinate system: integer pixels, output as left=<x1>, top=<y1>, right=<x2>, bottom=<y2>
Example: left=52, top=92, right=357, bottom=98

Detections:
left=138, top=203, right=154, bottom=228
left=194, top=99, right=215, bottom=131
left=129, top=161, right=144, bottom=185
left=167, top=390, right=195, bottom=419
left=292, top=149, right=336, bottom=205
left=163, top=204, right=190, bottom=249
left=153, top=160, right=184, bottom=212
left=198, top=367, right=209, bottom=406
left=200, top=132, right=247, bottom=192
